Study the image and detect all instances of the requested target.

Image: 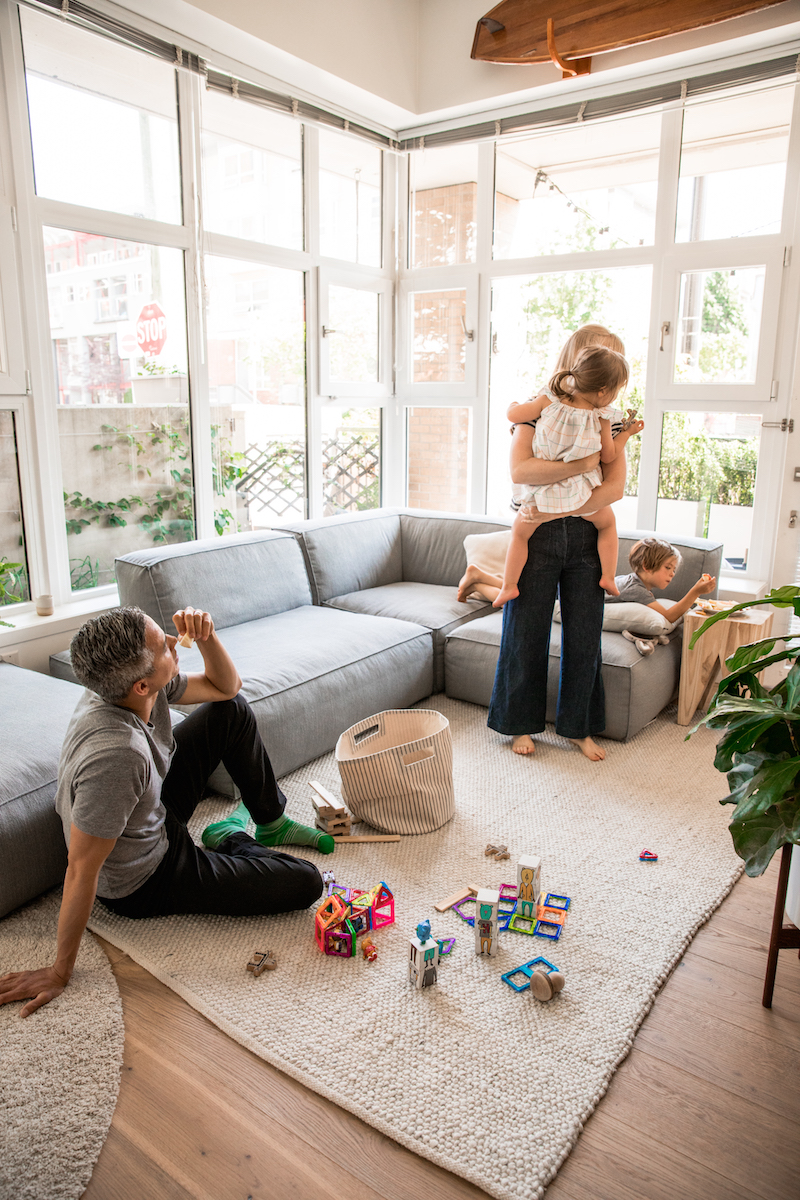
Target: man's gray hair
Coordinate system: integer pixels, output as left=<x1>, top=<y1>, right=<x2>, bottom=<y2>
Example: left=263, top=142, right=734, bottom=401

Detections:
left=70, top=606, right=155, bottom=703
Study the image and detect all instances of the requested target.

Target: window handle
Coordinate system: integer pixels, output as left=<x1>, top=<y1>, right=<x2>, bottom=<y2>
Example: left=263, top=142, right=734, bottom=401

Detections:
left=322, top=326, right=337, bottom=337
left=659, top=321, right=671, bottom=351
left=460, top=316, right=474, bottom=342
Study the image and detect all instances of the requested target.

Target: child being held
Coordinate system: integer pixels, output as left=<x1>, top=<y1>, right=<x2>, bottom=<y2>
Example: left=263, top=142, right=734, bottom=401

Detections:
left=493, top=345, right=636, bottom=608
left=607, top=537, right=717, bottom=655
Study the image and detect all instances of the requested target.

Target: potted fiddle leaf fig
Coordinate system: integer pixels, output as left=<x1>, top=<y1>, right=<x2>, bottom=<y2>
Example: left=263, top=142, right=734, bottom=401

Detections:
left=689, top=585, right=800, bottom=876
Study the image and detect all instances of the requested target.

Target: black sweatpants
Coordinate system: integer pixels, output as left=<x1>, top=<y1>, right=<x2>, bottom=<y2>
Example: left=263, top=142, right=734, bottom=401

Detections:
left=99, top=694, right=323, bottom=919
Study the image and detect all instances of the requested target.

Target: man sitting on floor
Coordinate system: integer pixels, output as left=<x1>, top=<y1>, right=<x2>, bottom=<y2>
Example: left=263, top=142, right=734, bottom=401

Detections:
left=0, top=605, right=328, bottom=1017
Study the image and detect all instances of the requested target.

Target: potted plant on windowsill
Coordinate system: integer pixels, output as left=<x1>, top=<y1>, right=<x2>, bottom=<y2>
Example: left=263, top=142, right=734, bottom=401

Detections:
left=689, top=585, right=800, bottom=1005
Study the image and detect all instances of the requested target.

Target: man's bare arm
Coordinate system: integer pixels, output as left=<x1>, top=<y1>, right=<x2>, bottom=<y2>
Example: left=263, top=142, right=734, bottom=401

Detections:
left=174, top=607, right=242, bottom=704
left=0, top=825, right=116, bottom=1017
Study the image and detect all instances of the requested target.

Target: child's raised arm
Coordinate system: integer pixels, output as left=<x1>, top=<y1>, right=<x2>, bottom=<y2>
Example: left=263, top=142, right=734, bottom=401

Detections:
left=648, top=573, right=716, bottom=623
left=507, top=394, right=550, bottom=424
left=599, top=417, right=616, bottom=465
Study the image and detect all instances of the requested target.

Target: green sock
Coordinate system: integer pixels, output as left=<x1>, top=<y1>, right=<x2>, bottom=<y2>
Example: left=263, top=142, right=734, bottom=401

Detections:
left=201, top=800, right=250, bottom=849
left=255, top=814, right=335, bottom=856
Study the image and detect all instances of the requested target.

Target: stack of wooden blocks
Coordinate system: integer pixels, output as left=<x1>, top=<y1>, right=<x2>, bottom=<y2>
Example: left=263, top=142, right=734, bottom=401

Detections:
left=309, top=779, right=352, bottom=837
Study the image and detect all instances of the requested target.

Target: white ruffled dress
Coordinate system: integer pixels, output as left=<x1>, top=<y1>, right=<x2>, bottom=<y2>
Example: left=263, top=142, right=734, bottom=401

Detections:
left=514, top=397, right=616, bottom=515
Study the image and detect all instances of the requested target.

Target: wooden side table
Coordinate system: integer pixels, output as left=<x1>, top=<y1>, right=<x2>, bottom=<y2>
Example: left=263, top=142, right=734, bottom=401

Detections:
left=676, top=606, right=774, bottom=726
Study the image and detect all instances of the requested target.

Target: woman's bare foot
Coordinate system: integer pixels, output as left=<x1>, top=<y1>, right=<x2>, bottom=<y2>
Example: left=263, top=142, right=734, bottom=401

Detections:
left=493, top=585, right=520, bottom=608
left=511, top=734, right=536, bottom=755
left=600, top=576, right=619, bottom=595
left=569, top=736, right=605, bottom=761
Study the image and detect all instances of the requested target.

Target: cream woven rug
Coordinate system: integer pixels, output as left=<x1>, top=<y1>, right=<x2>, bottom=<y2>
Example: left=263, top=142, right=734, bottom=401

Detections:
left=0, top=891, right=124, bottom=1200
left=87, top=696, right=741, bottom=1200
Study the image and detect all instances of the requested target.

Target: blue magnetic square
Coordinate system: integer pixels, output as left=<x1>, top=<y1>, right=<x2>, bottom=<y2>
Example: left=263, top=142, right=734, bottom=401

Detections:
left=534, top=919, right=561, bottom=940
left=544, top=893, right=571, bottom=911
left=498, top=901, right=517, bottom=931
left=501, top=967, right=533, bottom=993
left=523, top=956, right=558, bottom=974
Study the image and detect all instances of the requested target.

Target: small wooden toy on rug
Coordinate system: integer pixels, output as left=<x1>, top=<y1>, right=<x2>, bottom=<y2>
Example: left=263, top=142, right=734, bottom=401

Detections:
left=362, top=937, right=378, bottom=962
left=501, top=956, right=564, bottom=1001
left=474, top=888, right=500, bottom=956
left=309, top=779, right=352, bottom=837
left=408, top=918, right=440, bottom=989
left=314, top=880, right=394, bottom=958
left=485, top=843, right=511, bottom=861
left=434, top=884, right=479, bottom=913
left=246, top=949, right=277, bottom=977
left=516, top=854, right=542, bottom=918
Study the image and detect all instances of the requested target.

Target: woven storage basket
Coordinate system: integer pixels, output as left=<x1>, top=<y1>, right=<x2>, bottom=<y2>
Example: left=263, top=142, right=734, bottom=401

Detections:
left=335, top=709, right=454, bottom=835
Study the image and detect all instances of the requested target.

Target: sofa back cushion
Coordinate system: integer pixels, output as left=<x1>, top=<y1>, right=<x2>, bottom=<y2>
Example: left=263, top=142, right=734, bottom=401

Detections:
left=275, top=511, right=403, bottom=603
left=115, top=530, right=312, bottom=630
left=617, top=530, right=723, bottom=601
left=400, top=511, right=512, bottom=586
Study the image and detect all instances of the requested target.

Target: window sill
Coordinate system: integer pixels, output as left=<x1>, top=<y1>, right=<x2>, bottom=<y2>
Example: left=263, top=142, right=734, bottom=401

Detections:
left=0, top=590, right=120, bottom=648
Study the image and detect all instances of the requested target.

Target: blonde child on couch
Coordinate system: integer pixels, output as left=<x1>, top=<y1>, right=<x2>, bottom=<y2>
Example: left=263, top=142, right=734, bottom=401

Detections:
left=607, top=537, right=717, bottom=655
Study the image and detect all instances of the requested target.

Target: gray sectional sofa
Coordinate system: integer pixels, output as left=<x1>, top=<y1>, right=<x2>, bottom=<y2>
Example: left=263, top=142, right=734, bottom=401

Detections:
left=6, top=507, right=722, bottom=919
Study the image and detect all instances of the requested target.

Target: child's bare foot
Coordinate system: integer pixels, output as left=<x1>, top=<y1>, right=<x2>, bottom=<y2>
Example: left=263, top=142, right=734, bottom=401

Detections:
left=493, top=585, right=519, bottom=608
left=512, top=734, right=536, bottom=755
left=600, top=576, right=619, bottom=595
left=457, top=564, right=483, bottom=603
left=569, top=736, right=605, bottom=761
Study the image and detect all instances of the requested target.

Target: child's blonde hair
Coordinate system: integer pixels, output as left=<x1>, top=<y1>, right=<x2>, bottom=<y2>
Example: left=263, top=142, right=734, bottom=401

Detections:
left=628, top=538, right=682, bottom=576
left=554, top=324, right=624, bottom=372
left=550, top=345, right=629, bottom=403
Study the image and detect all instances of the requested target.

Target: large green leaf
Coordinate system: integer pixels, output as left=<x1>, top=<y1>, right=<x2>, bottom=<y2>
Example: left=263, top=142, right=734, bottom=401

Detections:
left=724, top=638, right=779, bottom=672
left=729, top=756, right=800, bottom=821
left=722, top=753, right=762, bottom=805
left=713, top=715, right=787, bottom=771
left=729, top=797, right=800, bottom=876
left=786, top=661, right=800, bottom=714
left=713, top=648, right=800, bottom=701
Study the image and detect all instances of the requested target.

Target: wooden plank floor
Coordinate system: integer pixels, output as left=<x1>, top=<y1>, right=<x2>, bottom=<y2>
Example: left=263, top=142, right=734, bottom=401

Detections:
left=84, top=859, right=800, bottom=1200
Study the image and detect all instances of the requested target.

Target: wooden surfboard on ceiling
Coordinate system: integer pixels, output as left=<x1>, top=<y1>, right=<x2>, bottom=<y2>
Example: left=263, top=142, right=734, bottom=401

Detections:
left=472, top=0, right=788, bottom=72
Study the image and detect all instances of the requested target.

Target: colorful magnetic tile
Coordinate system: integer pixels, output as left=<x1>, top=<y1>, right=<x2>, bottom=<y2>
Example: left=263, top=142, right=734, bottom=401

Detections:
left=436, top=937, right=456, bottom=956
left=544, top=893, right=571, bottom=911
left=498, top=883, right=518, bottom=901
left=639, top=850, right=658, bottom=861
left=536, top=905, right=567, bottom=926
left=452, top=896, right=476, bottom=926
left=501, top=956, right=559, bottom=993
left=508, top=911, right=536, bottom=935
left=533, top=919, right=561, bottom=941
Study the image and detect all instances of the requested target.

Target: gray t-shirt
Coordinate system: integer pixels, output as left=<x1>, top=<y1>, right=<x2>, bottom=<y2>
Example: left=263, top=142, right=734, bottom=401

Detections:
left=605, top=572, right=656, bottom=606
left=54, top=673, right=188, bottom=899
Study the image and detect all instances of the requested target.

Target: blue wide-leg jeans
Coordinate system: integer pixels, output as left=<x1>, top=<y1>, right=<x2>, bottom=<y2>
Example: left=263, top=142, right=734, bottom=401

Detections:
left=488, top=516, right=605, bottom=739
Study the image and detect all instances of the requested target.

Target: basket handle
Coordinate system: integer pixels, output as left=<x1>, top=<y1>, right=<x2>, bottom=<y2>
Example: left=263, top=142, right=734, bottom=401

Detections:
left=354, top=722, right=381, bottom=746
left=401, top=748, right=435, bottom=768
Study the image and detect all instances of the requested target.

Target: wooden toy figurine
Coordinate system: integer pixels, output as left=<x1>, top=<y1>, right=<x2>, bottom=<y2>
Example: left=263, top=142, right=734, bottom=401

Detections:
left=474, top=887, right=500, bottom=956
left=409, top=919, right=440, bottom=988
left=246, top=950, right=277, bottom=977
left=517, top=855, right=541, bottom=918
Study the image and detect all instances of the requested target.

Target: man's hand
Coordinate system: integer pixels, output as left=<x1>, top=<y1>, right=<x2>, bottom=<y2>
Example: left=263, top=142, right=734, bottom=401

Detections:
left=0, top=966, right=69, bottom=1018
left=173, top=607, right=214, bottom=645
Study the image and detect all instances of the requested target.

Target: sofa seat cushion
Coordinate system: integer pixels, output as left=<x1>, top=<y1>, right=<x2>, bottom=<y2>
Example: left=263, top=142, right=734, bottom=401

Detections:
left=444, top=612, right=681, bottom=741
left=169, top=605, right=434, bottom=778
left=326, top=582, right=491, bottom=691
left=0, top=664, right=85, bottom=918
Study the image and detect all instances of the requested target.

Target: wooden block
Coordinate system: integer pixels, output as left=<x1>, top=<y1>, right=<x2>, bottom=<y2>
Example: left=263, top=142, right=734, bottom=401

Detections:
left=315, top=817, right=351, bottom=835
left=434, top=886, right=473, bottom=913
left=309, top=780, right=346, bottom=813
left=467, top=884, right=480, bottom=895
left=332, top=835, right=401, bottom=843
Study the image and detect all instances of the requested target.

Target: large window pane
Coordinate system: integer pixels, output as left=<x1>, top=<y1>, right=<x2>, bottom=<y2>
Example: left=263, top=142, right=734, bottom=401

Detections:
left=201, top=91, right=303, bottom=249
left=656, top=412, right=761, bottom=571
left=494, top=113, right=659, bottom=259
left=46, top=229, right=193, bottom=591
left=676, top=85, right=794, bottom=242
left=407, top=407, right=471, bottom=512
left=410, top=144, right=478, bottom=267
left=21, top=8, right=180, bottom=224
left=674, top=266, right=764, bottom=384
left=206, top=256, right=306, bottom=532
left=0, top=412, right=30, bottom=613
left=319, top=129, right=381, bottom=266
left=328, top=286, right=379, bottom=384
left=412, top=290, right=467, bottom=384
left=487, top=267, right=652, bottom=521
left=322, top=406, right=380, bottom=516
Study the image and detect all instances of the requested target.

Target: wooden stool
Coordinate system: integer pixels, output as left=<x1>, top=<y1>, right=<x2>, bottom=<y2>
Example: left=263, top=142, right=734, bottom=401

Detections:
left=677, top=606, right=774, bottom=726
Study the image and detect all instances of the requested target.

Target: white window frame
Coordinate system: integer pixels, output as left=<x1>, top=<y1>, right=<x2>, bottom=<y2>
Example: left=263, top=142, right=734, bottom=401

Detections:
left=397, top=269, right=479, bottom=399
left=317, top=266, right=393, bottom=400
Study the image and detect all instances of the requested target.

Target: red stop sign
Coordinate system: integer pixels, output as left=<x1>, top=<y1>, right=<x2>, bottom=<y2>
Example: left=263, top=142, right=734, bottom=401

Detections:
left=137, top=303, right=167, bottom=355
